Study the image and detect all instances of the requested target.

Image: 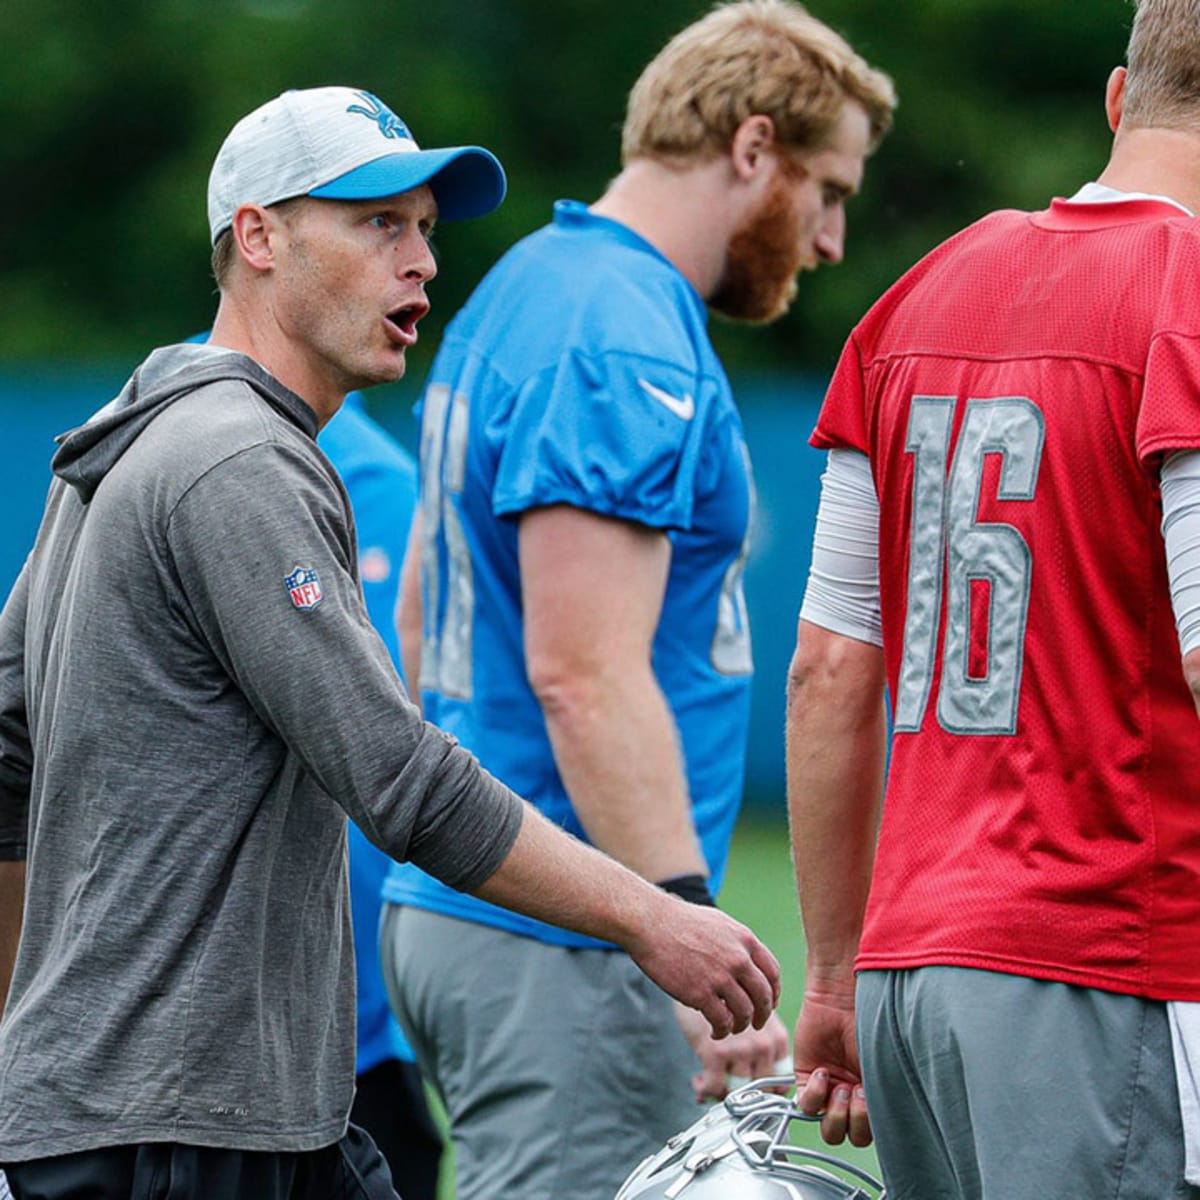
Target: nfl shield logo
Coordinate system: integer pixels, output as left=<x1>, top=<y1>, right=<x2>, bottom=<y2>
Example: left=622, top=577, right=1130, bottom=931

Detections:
left=285, top=565, right=324, bottom=610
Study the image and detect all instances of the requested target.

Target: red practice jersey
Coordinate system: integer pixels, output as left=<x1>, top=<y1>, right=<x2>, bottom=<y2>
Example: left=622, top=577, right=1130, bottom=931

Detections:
left=813, top=197, right=1200, bottom=1000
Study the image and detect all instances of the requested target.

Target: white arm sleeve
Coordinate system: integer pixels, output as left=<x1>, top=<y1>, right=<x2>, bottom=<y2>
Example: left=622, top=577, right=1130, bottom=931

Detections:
left=799, top=448, right=883, bottom=647
left=1161, top=449, right=1200, bottom=658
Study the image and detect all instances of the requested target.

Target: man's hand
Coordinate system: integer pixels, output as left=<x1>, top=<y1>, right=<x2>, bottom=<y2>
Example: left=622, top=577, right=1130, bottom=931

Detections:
left=625, top=892, right=781, bottom=1039
left=676, top=1001, right=790, bottom=1101
left=786, top=621, right=885, bottom=1149
left=473, top=806, right=779, bottom=1037
left=792, top=988, right=871, bottom=1148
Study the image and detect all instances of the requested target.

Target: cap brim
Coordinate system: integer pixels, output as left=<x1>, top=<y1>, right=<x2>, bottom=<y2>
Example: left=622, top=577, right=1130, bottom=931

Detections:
left=308, top=146, right=506, bottom=222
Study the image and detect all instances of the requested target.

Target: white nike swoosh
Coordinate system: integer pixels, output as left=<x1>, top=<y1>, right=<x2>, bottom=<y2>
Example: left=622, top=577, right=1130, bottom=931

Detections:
left=637, top=378, right=696, bottom=421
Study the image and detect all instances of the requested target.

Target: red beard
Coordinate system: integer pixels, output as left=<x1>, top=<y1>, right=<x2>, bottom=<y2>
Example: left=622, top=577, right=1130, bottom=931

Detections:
left=709, top=172, right=807, bottom=324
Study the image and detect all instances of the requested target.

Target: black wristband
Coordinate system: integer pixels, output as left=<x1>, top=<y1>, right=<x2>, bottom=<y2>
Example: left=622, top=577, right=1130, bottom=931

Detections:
left=658, top=873, right=716, bottom=906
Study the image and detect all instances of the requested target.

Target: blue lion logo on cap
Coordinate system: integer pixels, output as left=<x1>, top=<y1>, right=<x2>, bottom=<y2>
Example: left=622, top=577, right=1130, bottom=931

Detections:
left=346, top=90, right=411, bottom=140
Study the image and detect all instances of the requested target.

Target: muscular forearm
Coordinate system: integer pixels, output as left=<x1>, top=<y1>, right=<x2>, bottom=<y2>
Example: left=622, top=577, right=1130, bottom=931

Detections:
left=0, top=859, right=25, bottom=1021
left=473, top=801, right=779, bottom=1038
left=473, top=801, right=660, bottom=942
left=535, top=665, right=706, bottom=883
left=520, top=504, right=706, bottom=885
left=786, top=621, right=886, bottom=994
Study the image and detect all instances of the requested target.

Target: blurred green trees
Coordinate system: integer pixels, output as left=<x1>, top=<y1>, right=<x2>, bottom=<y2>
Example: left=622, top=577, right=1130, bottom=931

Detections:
left=1, top=0, right=1129, bottom=392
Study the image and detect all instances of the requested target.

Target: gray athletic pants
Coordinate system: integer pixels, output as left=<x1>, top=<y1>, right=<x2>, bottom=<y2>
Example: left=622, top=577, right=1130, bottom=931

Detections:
left=857, top=966, right=1200, bottom=1200
left=380, top=906, right=700, bottom=1200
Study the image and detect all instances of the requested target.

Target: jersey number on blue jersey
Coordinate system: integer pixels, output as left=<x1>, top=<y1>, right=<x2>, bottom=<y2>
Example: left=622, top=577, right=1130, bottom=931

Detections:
left=419, top=383, right=474, bottom=699
left=711, top=439, right=754, bottom=676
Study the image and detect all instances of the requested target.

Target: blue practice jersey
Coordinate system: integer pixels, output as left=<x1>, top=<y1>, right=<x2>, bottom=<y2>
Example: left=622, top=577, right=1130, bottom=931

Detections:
left=383, top=200, right=754, bottom=948
left=318, top=395, right=419, bottom=1073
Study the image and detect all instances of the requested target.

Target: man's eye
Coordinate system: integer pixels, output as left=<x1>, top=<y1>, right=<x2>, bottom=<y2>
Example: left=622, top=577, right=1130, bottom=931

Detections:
left=370, top=215, right=393, bottom=230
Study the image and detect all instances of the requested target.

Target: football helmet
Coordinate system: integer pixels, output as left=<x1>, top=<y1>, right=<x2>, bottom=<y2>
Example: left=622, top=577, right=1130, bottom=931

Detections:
left=614, top=1076, right=884, bottom=1199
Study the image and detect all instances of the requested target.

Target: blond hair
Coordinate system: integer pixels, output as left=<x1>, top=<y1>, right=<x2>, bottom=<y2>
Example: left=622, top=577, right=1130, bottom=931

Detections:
left=210, top=229, right=236, bottom=288
left=1122, top=0, right=1200, bottom=129
left=621, top=0, right=896, bottom=166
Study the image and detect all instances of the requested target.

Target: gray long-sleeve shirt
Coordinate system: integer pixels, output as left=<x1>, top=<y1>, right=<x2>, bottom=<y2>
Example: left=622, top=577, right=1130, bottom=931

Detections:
left=0, top=344, right=523, bottom=1159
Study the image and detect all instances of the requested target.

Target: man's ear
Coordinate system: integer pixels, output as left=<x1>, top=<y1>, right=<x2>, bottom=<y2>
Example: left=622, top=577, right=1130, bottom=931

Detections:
left=229, top=203, right=281, bottom=274
left=729, top=114, right=777, bottom=183
left=1105, top=66, right=1127, bottom=133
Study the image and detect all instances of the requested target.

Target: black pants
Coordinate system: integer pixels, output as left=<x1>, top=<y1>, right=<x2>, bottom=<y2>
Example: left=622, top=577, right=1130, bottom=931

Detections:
left=3, top=1124, right=397, bottom=1200
left=350, top=1060, right=442, bottom=1200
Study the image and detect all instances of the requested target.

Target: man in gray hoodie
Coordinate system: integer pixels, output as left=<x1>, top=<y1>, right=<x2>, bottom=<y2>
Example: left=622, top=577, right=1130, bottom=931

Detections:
left=0, top=87, right=780, bottom=1200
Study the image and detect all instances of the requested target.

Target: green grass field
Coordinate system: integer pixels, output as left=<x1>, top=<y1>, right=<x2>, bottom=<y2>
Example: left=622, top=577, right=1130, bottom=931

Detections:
left=431, top=814, right=882, bottom=1198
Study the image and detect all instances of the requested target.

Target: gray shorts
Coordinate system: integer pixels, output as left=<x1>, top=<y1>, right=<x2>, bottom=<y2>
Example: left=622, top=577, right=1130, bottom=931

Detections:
left=379, top=906, right=700, bottom=1200
left=857, top=966, right=1200, bottom=1200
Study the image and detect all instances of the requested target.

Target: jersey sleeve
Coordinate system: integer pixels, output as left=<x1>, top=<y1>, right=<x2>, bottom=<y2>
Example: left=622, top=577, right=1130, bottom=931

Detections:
left=491, top=349, right=711, bottom=531
left=166, top=441, right=522, bottom=893
left=800, top=449, right=883, bottom=646
left=811, top=333, right=871, bottom=455
left=1136, top=329, right=1200, bottom=467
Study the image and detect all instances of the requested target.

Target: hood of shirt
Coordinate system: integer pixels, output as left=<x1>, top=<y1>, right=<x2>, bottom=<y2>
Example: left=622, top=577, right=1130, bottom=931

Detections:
left=52, top=343, right=319, bottom=504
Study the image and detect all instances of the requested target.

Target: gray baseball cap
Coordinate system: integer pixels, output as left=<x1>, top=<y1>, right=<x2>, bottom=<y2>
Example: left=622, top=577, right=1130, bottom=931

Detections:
left=206, top=86, right=507, bottom=243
